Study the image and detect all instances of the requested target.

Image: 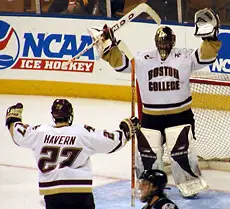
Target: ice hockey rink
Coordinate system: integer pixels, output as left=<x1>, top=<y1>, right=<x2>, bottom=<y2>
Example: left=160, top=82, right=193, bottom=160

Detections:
left=1, top=94, right=230, bottom=209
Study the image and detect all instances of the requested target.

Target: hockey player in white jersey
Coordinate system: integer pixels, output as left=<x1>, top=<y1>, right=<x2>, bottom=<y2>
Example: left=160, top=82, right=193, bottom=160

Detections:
left=89, top=8, right=222, bottom=198
left=5, top=99, right=141, bottom=209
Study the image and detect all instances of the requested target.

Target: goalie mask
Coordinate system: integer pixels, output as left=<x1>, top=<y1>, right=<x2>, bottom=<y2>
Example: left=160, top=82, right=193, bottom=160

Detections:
left=51, top=99, right=74, bottom=126
left=137, top=169, right=167, bottom=203
left=155, top=26, right=176, bottom=61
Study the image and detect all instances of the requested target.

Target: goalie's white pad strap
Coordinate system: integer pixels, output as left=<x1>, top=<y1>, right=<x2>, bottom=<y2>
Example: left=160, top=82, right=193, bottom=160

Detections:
left=165, top=124, right=208, bottom=196
left=141, top=128, right=164, bottom=170
left=136, top=128, right=163, bottom=178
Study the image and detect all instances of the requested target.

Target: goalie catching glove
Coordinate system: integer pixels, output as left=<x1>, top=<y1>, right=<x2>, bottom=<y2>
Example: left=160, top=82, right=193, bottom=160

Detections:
left=5, top=103, right=23, bottom=129
left=119, top=117, right=141, bottom=140
left=87, top=24, right=119, bottom=57
left=194, top=8, right=220, bottom=40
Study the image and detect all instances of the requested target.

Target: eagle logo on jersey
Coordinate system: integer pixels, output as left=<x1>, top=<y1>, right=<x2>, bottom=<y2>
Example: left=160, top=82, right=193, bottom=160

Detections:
left=162, top=203, right=176, bottom=209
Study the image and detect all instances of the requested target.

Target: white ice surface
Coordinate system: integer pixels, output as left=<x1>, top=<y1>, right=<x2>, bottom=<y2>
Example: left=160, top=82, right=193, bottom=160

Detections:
left=0, top=95, right=230, bottom=209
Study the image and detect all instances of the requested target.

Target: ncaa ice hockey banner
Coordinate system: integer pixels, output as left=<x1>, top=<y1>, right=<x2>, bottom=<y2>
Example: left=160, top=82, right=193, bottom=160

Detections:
left=0, top=15, right=229, bottom=99
left=0, top=15, right=133, bottom=86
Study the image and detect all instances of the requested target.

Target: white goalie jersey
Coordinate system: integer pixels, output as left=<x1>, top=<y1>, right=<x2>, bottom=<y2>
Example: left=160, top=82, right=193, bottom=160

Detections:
left=103, top=40, right=221, bottom=115
left=11, top=122, right=127, bottom=195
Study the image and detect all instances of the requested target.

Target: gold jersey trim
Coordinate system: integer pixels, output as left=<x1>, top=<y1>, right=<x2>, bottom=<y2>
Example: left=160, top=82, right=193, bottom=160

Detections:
left=39, top=187, right=92, bottom=195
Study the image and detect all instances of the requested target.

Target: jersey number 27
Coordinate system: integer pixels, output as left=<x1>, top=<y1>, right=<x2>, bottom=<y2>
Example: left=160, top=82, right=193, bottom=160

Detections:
left=38, top=146, right=82, bottom=173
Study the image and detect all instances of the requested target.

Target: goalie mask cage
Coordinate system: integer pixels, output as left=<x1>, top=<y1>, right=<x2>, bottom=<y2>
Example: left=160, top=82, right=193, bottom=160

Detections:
left=164, top=72, right=230, bottom=171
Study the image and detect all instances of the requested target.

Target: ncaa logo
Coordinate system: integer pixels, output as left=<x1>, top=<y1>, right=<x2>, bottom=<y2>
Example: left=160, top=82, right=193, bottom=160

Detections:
left=0, top=20, right=20, bottom=70
left=211, top=33, right=230, bottom=73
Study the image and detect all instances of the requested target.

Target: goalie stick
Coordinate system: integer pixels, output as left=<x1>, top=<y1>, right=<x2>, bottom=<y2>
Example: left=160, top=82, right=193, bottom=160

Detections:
left=100, top=5, right=160, bottom=206
left=117, top=41, right=136, bottom=206
left=66, top=3, right=161, bottom=65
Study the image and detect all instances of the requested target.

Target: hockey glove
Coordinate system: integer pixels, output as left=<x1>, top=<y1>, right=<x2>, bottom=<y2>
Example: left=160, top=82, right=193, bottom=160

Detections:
left=102, top=24, right=119, bottom=55
left=194, top=8, right=220, bottom=41
left=87, top=24, right=118, bottom=57
left=119, top=117, right=141, bottom=140
left=102, top=24, right=117, bottom=44
left=5, top=103, right=23, bottom=129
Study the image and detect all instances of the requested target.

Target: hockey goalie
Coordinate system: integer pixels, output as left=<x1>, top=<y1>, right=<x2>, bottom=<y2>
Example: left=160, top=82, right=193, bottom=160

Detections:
left=88, top=7, right=222, bottom=198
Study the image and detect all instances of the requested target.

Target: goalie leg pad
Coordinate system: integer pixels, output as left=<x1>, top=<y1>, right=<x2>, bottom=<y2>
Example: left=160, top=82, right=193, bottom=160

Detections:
left=165, top=124, right=208, bottom=197
left=135, top=128, right=163, bottom=178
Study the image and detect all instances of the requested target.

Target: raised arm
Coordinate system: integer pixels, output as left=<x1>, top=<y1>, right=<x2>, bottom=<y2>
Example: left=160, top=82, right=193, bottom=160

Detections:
left=193, top=8, right=222, bottom=66
left=5, top=103, right=24, bottom=138
left=5, top=103, right=37, bottom=148
left=88, top=24, right=132, bottom=72
left=82, top=116, right=141, bottom=154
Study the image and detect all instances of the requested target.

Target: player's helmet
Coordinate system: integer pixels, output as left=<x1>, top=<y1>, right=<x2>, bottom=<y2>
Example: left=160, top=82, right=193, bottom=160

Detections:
left=138, top=169, right=168, bottom=202
left=51, top=99, right=74, bottom=125
left=155, top=26, right=176, bottom=61
left=140, top=169, right=167, bottom=190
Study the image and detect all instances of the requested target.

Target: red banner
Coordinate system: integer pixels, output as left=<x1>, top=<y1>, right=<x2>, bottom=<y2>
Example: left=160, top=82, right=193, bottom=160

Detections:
left=12, top=58, right=94, bottom=73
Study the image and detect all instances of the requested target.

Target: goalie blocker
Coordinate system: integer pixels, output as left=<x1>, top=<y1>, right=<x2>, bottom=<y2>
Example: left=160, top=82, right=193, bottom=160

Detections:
left=87, top=25, right=118, bottom=58
left=165, top=124, right=208, bottom=197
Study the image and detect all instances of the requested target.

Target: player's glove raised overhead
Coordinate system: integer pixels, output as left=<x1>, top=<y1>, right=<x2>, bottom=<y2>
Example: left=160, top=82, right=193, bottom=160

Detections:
left=101, top=24, right=117, bottom=46
left=5, top=103, right=23, bottom=129
left=194, top=8, right=220, bottom=41
left=119, top=117, right=141, bottom=140
left=87, top=24, right=118, bottom=57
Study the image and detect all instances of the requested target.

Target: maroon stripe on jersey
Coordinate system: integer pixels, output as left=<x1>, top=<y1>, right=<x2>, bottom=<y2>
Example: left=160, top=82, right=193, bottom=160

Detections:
left=39, top=179, right=92, bottom=187
left=115, top=56, right=129, bottom=72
